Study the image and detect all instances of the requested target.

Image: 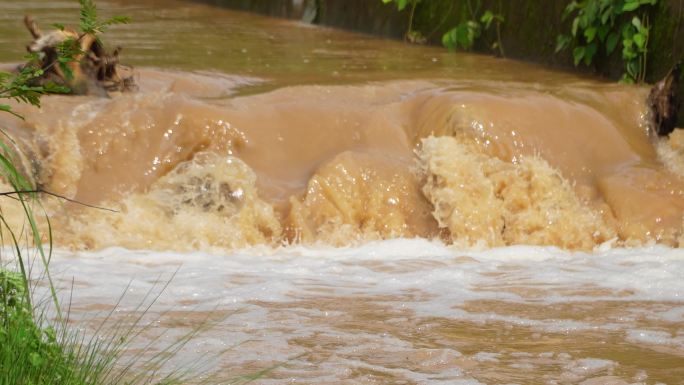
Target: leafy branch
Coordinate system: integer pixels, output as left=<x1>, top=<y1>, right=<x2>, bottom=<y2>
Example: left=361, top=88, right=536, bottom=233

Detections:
left=51, top=0, right=130, bottom=82
left=556, top=0, right=658, bottom=83
left=0, top=0, right=129, bottom=118
left=0, top=0, right=128, bottom=314
left=382, top=0, right=424, bottom=43
left=74, top=0, right=130, bottom=38
left=442, top=4, right=505, bottom=55
left=0, top=59, right=69, bottom=119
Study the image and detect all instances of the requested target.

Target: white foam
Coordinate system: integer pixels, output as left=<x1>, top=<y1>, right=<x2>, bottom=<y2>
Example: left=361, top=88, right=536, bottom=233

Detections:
left=560, top=358, right=617, bottom=382
left=20, top=239, right=684, bottom=324
left=654, top=306, right=684, bottom=322
left=472, top=352, right=500, bottom=363
left=626, top=329, right=684, bottom=349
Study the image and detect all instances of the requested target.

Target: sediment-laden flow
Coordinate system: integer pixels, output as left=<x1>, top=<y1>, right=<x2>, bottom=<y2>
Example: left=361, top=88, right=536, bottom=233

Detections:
left=1, top=69, right=683, bottom=251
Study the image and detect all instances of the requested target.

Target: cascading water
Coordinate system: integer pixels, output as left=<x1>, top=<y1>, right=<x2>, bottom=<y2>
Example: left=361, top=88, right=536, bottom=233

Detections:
left=0, top=0, right=683, bottom=383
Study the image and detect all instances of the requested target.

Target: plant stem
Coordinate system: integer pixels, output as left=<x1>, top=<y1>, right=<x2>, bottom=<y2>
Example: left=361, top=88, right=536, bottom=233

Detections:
left=425, top=1, right=454, bottom=39
left=641, top=13, right=650, bottom=83
left=406, top=0, right=418, bottom=41
left=496, top=20, right=505, bottom=57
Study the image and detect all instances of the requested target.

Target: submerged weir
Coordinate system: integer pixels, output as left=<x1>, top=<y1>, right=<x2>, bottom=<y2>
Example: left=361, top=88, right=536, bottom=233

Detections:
left=1, top=0, right=684, bottom=383
left=1, top=70, right=683, bottom=251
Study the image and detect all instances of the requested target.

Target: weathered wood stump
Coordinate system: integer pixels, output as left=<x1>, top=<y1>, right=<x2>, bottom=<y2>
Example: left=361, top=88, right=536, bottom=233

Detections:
left=22, top=15, right=136, bottom=95
left=648, top=62, right=681, bottom=137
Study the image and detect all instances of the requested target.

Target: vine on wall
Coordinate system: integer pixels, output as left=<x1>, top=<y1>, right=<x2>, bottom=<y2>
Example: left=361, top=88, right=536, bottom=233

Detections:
left=381, top=0, right=504, bottom=54
left=382, top=0, right=663, bottom=84
left=381, top=0, right=425, bottom=43
left=441, top=1, right=505, bottom=56
left=555, top=0, right=658, bottom=83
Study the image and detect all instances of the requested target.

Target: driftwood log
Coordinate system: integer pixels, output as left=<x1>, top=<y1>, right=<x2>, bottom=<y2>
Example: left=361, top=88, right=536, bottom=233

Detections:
left=22, top=15, right=135, bottom=95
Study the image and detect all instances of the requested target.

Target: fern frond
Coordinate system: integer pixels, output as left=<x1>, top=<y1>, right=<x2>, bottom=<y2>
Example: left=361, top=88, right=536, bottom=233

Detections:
left=79, top=0, right=98, bottom=34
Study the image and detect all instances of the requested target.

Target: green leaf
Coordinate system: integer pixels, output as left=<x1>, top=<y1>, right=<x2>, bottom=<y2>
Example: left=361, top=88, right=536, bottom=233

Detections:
left=597, top=24, right=609, bottom=42
left=104, top=15, right=131, bottom=26
left=556, top=34, right=572, bottom=53
left=571, top=17, right=580, bottom=37
left=29, top=352, right=43, bottom=367
left=442, top=28, right=458, bottom=51
left=573, top=46, right=586, bottom=66
left=600, top=5, right=613, bottom=24
left=456, top=23, right=471, bottom=49
left=633, top=32, right=646, bottom=50
left=584, top=27, right=598, bottom=42
left=606, top=32, right=619, bottom=54
left=626, top=59, right=639, bottom=78
left=584, top=42, right=598, bottom=65
left=0, top=141, right=33, bottom=191
left=583, top=0, right=599, bottom=24
left=79, top=1, right=98, bottom=33
left=0, top=104, right=23, bottom=120
left=59, top=61, right=74, bottom=81
left=562, top=1, right=580, bottom=21
left=619, top=73, right=635, bottom=84
left=622, top=22, right=635, bottom=38
left=481, top=10, right=494, bottom=29
left=622, top=0, right=643, bottom=12
left=42, top=82, right=70, bottom=94
left=622, top=3, right=639, bottom=12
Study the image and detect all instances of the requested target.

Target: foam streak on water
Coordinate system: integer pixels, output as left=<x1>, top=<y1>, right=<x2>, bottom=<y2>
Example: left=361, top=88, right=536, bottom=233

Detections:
left=45, top=240, right=684, bottom=384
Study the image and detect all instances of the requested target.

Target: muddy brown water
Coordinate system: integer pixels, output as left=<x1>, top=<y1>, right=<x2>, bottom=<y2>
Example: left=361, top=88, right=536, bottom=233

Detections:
left=0, top=0, right=683, bottom=383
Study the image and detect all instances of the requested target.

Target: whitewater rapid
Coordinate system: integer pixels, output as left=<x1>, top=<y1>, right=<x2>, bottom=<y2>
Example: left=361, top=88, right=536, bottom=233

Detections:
left=41, top=240, right=684, bottom=384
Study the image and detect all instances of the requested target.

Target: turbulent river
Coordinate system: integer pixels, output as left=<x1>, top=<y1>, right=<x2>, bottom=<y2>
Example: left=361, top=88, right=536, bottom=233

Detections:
left=1, top=0, right=684, bottom=383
